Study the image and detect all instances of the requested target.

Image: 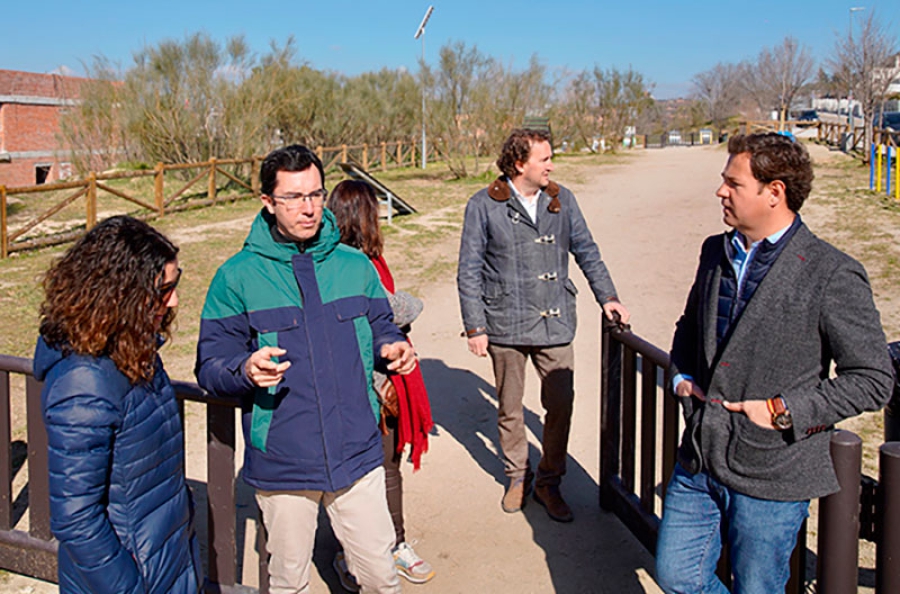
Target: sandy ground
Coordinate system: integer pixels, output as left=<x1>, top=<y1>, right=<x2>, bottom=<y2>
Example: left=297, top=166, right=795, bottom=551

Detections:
left=4, top=143, right=860, bottom=593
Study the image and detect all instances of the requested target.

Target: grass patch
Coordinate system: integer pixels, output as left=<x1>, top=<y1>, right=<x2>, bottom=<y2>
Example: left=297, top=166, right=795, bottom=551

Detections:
left=0, top=154, right=613, bottom=378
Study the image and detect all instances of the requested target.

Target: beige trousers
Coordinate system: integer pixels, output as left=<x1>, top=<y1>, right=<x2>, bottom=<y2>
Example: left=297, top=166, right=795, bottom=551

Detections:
left=256, top=466, right=401, bottom=594
left=488, top=343, right=575, bottom=487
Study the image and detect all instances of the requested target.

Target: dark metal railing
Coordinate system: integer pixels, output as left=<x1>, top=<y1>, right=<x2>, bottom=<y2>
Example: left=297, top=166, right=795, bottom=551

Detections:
left=0, top=354, right=267, bottom=593
left=599, top=320, right=900, bottom=594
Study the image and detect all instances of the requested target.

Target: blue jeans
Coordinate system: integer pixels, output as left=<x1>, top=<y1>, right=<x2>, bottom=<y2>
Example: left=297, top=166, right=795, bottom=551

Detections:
left=655, top=463, right=809, bottom=594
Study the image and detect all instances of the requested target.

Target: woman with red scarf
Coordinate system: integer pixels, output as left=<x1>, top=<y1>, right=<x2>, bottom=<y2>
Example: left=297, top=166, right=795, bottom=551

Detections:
left=328, top=180, right=435, bottom=590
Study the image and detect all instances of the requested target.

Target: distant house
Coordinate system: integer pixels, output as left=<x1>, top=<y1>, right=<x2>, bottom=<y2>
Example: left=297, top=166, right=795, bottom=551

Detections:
left=0, top=69, right=87, bottom=187
left=875, top=54, right=900, bottom=96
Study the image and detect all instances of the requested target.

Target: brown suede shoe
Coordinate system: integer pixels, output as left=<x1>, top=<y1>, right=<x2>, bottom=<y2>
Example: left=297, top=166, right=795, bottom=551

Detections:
left=502, top=477, right=527, bottom=513
left=533, top=484, right=574, bottom=522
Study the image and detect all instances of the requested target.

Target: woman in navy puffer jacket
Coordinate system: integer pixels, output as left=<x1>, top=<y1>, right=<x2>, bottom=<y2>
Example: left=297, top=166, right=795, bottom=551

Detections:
left=33, top=216, right=202, bottom=593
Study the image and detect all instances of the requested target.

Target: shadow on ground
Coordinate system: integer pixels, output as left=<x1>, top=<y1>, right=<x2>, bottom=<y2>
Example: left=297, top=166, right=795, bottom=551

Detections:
left=421, top=357, right=657, bottom=593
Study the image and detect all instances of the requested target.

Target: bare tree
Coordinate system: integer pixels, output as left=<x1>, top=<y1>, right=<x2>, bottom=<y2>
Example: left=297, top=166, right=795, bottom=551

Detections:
left=550, top=66, right=653, bottom=151
left=480, top=54, right=551, bottom=160
left=691, top=62, right=742, bottom=129
left=829, top=10, right=899, bottom=159
left=551, top=70, right=599, bottom=150
left=593, top=66, right=655, bottom=148
left=424, top=41, right=494, bottom=178
left=58, top=58, right=130, bottom=174
left=741, top=36, right=814, bottom=122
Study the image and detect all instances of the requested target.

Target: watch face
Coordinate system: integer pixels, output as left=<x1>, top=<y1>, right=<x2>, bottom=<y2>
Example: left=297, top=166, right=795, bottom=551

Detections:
left=773, top=412, right=793, bottom=430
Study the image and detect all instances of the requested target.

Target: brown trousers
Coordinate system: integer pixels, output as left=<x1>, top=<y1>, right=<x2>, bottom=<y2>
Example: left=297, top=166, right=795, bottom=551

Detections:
left=487, top=343, right=575, bottom=487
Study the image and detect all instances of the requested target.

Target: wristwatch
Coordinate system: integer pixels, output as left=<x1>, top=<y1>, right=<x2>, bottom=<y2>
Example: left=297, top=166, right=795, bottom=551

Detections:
left=767, top=396, right=793, bottom=430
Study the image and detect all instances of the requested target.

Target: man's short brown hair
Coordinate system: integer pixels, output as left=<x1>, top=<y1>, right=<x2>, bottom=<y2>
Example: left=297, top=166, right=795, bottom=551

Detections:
left=496, top=129, right=552, bottom=178
left=727, top=133, right=814, bottom=212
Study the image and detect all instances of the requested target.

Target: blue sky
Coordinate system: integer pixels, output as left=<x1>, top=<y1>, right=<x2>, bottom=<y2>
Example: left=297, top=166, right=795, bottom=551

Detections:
left=5, top=1, right=899, bottom=99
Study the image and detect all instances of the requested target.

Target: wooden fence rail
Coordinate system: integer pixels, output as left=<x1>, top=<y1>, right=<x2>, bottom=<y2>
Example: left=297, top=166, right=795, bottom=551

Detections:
left=0, top=138, right=438, bottom=259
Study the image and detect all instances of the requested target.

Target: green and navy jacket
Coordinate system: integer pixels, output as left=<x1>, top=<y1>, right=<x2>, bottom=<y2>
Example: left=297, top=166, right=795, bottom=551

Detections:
left=195, top=208, right=403, bottom=492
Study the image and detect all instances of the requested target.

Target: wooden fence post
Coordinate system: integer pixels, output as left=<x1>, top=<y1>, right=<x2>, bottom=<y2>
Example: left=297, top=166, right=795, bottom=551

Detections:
left=878, top=442, right=900, bottom=594
left=362, top=144, right=369, bottom=170
left=0, top=186, right=7, bottom=259
left=86, top=173, right=97, bottom=230
left=341, top=144, right=348, bottom=164
left=396, top=142, right=402, bottom=169
left=316, top=146, right=323, bottom=162
left=381, top=142, right=387, bottom=172
left=209, top=157, right=218, bottom=203
left=252, top=157, right=261, bottom=196
left=817, top=431, right=862, bottom=594
left=154, top=163, right=165, bottom=215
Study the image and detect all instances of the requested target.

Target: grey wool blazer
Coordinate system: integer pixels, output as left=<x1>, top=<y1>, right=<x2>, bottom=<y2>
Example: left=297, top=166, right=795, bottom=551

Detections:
left=670, top=222, right=893, bottom=501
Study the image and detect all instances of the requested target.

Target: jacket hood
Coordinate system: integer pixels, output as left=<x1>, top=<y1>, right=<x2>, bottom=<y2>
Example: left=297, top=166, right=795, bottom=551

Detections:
left=244, top=207, right=341, bottom=264
left=33, top=336, right=64, bottom=382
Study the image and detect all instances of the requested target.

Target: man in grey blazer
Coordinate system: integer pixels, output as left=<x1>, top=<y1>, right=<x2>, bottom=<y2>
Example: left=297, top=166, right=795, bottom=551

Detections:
left=656, top=132, right=893, bottom=594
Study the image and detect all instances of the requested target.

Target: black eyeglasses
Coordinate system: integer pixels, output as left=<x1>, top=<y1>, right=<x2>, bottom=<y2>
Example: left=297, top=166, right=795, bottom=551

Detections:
left=269, top=189, right=328, bottom=209
left=157, top=267, right=182, bottom=298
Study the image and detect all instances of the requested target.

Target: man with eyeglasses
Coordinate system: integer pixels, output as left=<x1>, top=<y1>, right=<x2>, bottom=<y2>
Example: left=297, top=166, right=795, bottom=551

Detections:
left=196, top=144, right=414, bottom=593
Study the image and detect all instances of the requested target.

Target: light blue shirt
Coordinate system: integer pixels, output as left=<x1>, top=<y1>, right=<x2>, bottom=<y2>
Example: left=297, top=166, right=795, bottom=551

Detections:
left=730, top=225, right=791, bottom=292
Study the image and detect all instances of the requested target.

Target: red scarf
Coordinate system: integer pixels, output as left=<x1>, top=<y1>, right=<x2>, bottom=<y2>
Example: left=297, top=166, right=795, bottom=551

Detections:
left=372, top=255, right=434, bottom=470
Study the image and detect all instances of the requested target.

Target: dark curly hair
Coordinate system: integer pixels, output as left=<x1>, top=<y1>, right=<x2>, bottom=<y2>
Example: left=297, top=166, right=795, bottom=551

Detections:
left=39, top=216, right=179, bottom=383
left=327, top=180, right=383, bottom=259
left=496, top=129, right=552, bottom=179
left=727, top=133, right=814, bottom=212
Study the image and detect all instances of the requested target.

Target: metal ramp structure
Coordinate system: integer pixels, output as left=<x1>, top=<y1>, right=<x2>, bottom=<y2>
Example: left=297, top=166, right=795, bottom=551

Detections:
left=338, top=162, right=417, bottom=223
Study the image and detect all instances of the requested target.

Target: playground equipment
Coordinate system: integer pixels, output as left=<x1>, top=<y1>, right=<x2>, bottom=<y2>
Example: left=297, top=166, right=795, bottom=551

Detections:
left=870, top=143, right=900, bottom=200
left=338, top=162, right=417, bottom=224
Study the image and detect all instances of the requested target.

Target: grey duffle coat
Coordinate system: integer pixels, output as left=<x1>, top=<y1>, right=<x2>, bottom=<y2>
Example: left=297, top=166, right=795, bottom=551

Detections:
left=457, top=177, right=619, bottom=346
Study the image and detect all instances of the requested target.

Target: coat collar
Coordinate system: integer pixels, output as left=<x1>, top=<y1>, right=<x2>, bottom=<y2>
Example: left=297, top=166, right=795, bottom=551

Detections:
left=487, top=176, right=561, bottom=213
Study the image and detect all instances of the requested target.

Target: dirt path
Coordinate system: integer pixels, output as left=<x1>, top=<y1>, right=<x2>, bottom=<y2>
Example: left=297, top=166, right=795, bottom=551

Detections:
left=379, top=145, right=730, bottom=594
left=6, top=143, right=857, bottom=593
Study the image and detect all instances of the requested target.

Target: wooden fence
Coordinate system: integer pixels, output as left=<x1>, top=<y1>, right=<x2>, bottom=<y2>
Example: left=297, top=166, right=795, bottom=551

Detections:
left=733, top=120, right=900, bottom=152
left=0, top=138, right=437, bottom=259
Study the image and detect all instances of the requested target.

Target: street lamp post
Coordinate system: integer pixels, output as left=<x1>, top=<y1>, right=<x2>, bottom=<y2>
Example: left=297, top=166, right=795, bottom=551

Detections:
left=848, top=6, right=865, bottom=131
left=414, top=6, right=434, bottom=170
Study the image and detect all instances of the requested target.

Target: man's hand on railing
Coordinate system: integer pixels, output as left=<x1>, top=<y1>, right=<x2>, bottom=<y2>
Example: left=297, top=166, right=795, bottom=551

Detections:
left=602, top=301, right=631, bottom=328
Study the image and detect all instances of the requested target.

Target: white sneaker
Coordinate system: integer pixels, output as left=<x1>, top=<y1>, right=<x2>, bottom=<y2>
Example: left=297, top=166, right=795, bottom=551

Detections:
left=393, top=541, right=435, bottom=584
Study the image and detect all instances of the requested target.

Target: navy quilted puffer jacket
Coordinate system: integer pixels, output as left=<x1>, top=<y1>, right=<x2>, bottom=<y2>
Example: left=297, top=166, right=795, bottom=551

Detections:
left=34, top=337, right=202, bottom=593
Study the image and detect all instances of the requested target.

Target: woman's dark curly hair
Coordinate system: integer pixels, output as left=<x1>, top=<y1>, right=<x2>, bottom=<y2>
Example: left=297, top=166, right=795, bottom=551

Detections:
left=327, top=180, right=383, bottom=259
left=39, top=216, right=179, bottom=383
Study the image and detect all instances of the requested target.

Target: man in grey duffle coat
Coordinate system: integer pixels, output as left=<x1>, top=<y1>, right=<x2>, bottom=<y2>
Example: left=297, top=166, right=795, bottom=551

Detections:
left=457, top=128, right=630, bottom=522
left=655, top=132, right=893, bottom=594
